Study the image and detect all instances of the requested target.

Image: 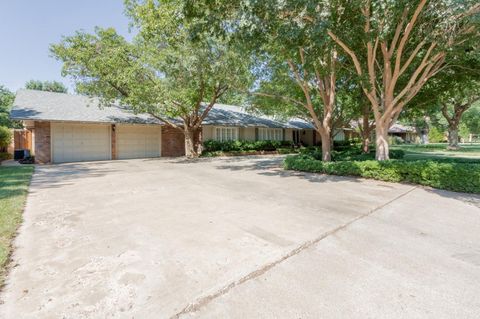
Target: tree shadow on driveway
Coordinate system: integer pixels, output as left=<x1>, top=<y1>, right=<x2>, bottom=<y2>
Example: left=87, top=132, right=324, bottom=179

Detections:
left=30, top=161, right=120, bottom=190
left=211, top=155, right=366, bottom=185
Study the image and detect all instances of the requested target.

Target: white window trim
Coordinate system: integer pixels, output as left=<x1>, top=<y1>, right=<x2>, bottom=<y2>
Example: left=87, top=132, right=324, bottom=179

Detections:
left=258, top=128, right=283, bottom=141
left=214, top=126, right=239, bottom=142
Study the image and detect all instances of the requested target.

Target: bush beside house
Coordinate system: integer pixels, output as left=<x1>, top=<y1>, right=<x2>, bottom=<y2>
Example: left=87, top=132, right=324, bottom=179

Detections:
left=202, top=140, right=295, bottom=157
left=0, top=126, right=12, bottom=162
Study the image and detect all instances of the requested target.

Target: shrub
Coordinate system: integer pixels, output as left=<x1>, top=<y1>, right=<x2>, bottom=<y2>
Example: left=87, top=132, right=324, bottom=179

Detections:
left=0, top=152, right=11, bottom=161
left=428, top=127, right=446, bottom=143
left=301, top=146, right=405, bottom=161
left=203, top=140, right=293, bottom=153
left=389, top=136, right=405, bottom=145
left=284, top=155, right=480, bottom=193
left=0, top=126, right=12, bottom=148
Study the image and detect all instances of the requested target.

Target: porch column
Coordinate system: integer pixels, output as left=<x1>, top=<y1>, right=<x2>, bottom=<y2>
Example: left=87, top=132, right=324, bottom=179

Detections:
left=111, top=124, right=117, bottom=160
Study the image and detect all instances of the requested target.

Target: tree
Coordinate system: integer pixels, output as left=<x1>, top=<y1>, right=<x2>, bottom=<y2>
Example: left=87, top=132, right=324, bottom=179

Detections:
left=441, top=93, right=480, bottom=148
left=186, top=0, right=357, bottom=161
left=461, top=103, right=480, bottom=140
left=438, top=58, right=480, bottom=149
left=405, top=25, right=480, bottom=149
left=329, top=0, right=480, bottom=160
left=51, top=0, right=251, bottom=157
left=0, top=125, right=12, bottom=149
left=25, top=80, right=68, bottom=93
left=0, top=85, right=21, bottom=128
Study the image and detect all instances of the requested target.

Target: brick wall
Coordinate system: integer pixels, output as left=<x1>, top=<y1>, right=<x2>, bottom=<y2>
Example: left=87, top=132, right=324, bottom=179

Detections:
left=34, top=121, right=51, bottom=164
left=161, top=126, right=185, bottom=157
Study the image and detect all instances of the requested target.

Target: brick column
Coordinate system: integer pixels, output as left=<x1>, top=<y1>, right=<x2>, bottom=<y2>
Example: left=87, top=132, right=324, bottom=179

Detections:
left=161, top=126, right=185, bottom=157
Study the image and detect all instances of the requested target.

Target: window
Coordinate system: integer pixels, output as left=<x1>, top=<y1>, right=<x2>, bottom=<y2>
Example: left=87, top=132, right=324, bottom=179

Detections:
left=258, top=128, right=283, bottom=141
left=214, top=127, right=239, bottom=141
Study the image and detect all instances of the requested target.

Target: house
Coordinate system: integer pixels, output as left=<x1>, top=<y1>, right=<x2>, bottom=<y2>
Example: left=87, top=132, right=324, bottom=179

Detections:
left=10, top=89, right=326, bottom=164
left=349, top=121, right=418, bottom=143
left=388, top=123, right=418, bottom=143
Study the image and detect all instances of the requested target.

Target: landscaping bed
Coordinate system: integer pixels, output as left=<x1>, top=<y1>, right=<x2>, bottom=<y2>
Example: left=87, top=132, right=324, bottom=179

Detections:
left=0, top=166, right=34, bottom=286
left=202, top=140, right=296, bottom=157
left=284, top=154, right=480, bottom=194
left=201, top=149, right=295, bottom=157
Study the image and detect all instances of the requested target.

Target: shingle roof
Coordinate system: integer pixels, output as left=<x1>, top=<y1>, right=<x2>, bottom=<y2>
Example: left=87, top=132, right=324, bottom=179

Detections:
left=10, top=89, right=161, bottom=125
left=389, top=123, right=416, bottom=133
left=10, top=89, right=315, bottom=129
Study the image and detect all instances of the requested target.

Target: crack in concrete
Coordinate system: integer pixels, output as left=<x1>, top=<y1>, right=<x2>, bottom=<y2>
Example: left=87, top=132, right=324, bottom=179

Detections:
left=171, top=186, right=418, bottom=319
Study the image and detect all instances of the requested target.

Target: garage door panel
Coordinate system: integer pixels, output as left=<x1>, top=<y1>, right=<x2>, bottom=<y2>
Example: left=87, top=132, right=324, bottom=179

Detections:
left=117, top=125, right=161, bottom=159
left=52, top=123, right=111, bottom=163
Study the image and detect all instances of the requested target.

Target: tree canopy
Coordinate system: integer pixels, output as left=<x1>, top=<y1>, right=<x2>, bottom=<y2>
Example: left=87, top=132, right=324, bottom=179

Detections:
left=0, top=85, right=20, bottom=129
left=25, top=80, right=68, bottom=93
left=51, top=0, right=252, bottom=157
left=327, top=0, right=480, bottom=159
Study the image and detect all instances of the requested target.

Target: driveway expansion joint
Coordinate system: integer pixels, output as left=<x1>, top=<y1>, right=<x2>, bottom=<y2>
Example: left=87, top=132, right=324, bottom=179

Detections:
left=171, top=185, right=418, bottom=318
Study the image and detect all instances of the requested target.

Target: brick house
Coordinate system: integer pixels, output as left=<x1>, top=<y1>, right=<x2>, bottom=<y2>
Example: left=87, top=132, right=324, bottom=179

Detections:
left=10, top=90, right=326, bottom=164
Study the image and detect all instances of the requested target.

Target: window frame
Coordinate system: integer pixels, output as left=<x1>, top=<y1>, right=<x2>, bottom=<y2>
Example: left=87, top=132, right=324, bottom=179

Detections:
left=214, top=126, right=239, bottom=142
left=258, top=128, right=283, bottom=141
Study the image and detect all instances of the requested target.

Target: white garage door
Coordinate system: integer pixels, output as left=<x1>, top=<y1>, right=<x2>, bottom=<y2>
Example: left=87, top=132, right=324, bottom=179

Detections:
left=116, top=124, right=161, bottom=159
left=51, top=123, right=111, bottom=163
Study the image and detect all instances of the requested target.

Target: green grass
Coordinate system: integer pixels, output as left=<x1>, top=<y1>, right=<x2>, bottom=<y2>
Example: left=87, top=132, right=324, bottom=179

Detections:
left=0, top=166, right=34, bottom=286
left=391, top=143, right=480, bottom=162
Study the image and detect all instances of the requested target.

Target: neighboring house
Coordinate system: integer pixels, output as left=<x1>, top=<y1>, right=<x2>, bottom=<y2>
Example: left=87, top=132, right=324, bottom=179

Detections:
left=388, top=123, right=418, bottom=143
left=10, top=90, right=327, bottom=164
left=349, top=121, right=418, bottom=143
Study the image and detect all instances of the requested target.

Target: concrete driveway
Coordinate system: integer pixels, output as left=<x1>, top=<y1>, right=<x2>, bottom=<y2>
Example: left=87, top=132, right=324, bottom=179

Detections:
left=1, top=156, right=479, bottom=319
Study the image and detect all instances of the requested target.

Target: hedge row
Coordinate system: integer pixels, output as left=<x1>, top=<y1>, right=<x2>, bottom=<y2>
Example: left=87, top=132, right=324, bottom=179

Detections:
left=284, top=155, right=480, bottom=193
left=299, top=146, right=405, bottom=161
left=203, top=140, right=293, bottom=152
left=201, top=148, right=295, bottom=157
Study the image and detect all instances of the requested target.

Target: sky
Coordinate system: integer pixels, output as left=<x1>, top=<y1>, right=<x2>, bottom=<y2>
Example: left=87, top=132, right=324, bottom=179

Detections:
left=0, top=0, right=132, bottom=93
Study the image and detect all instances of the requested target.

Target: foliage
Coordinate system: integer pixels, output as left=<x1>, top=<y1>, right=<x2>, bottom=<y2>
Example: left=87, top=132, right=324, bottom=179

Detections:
left=51, top=0, right=252, bottom=157
left=0, top=126, right=12, bottom=148
left=0, top=153, right=12, bottom=161
left=0, top=86, right=19, bottom=128
left=0, top=166, right=34, bottom=285
left=388, top=136, right=405, bottom=145
left=461, top=102, right=480, bottom=135
left=284, top=155, right=480, bottom=193
left=301, top=146, right=405, bottom=162
left=428, top=127, right=446, bottom=143
left=25, top=80, right=68, bottom=93
left=203, top=140, right=293, bottom=153
left=328, top=0, right=480, bottom=159
left=185, top=0, right=359, bottom=161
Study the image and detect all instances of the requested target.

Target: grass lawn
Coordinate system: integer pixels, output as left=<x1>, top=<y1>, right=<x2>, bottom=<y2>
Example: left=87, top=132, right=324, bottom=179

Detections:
left=391, top=143, right=480, bottom=162
left=0, top=166, right=34, bottom=286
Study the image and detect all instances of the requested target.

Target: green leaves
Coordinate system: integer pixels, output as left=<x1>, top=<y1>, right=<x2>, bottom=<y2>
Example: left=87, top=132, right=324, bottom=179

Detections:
left=284, top=154, right=480, bottom=193
left=0, top=126, right=12, bottom=148
left=0, top=86, right=19, bottom=129
left=24, top=80, right=68, bottom=93
left=51, top=0, right=252, bottom=125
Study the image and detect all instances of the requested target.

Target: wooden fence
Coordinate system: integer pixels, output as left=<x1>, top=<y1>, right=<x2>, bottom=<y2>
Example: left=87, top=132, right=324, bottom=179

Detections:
left=14, top=129, right=32, bottom=150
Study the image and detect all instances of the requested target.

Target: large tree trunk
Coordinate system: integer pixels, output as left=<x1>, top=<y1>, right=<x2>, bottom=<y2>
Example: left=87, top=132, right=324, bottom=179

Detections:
left=447, top=124, right=460, bottom=150
left=375, top=125, right=390, bottom=160
left=319, top=130, right=332, bottom=162
left=360, top=104, right=372, bottom=153
left=184, top=126, right=203, bottom=158
left=361, top=133, right=370, bottom=153
left=193, top=127, right=203, bottom=154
